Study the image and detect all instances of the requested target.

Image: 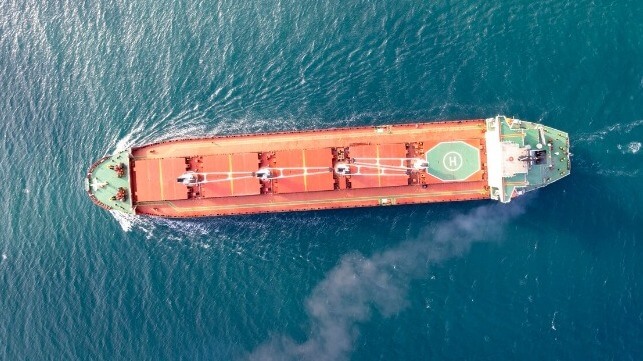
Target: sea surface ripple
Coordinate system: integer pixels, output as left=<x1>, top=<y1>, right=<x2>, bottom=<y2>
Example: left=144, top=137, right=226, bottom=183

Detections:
left=0, top=0, right=642, bottom=360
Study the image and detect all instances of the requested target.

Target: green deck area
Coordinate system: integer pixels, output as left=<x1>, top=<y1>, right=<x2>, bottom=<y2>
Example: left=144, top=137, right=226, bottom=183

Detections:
left=493, top=116, right=571, bottom=202
left=425, top=141, right=481, bottom=181
left=85, top=151, right=134, bottom=214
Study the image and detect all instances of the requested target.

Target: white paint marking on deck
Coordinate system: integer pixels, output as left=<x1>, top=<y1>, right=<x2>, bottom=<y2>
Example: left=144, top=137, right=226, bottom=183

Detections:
left=442, top=151, right=463, bottom=171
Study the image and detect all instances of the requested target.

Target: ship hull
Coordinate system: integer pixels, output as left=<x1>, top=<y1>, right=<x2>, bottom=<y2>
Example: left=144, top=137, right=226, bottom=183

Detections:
left=85, top=117, right=570, bottom=218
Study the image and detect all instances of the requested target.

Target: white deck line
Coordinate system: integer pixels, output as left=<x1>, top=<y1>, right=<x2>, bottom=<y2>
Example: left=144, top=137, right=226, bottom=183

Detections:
left=485, top=117, right=506, bottom=202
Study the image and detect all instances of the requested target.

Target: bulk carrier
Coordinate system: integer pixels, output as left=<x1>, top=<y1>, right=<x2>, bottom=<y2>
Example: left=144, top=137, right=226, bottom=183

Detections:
left=85, top=116, right=570, bottom=218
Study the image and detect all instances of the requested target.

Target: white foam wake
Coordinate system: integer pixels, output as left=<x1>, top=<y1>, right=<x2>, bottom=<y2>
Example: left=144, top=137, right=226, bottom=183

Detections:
left=105, top=110, right=215, bottom=232
left=576, top=119, right=643, bottom=143
left=109, top=210, right=135, bottom=232
left=617, top=141, right=641, bottom=155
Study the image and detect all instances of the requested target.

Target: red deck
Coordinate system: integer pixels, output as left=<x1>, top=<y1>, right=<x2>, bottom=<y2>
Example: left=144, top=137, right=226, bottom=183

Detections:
left=129, top=120, right=489, bottom=217
left=269, top=149, right=336, bottom=193
left=348, top=143, right=409, bottom=189
left=131, top=158, right=189, bottom=201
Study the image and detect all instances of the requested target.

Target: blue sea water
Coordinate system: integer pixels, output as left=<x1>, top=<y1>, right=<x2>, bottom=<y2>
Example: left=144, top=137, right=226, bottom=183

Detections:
left=1, top=0, right=642, bottom=359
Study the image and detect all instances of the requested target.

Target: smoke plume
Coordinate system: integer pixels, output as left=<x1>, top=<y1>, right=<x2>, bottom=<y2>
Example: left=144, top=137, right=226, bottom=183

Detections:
left=248, top=198, right=530, bottom=361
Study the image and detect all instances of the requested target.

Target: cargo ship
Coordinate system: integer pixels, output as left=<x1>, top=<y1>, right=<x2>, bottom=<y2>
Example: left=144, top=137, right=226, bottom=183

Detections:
left=85, top=116, right=570, bottom=218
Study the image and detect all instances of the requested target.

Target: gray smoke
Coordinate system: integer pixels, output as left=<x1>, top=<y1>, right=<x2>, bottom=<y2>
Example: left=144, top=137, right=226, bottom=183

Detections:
left=248, top=198, right=530, bottom=361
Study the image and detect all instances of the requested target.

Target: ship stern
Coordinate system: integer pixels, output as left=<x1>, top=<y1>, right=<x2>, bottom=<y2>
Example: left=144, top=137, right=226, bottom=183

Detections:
left=485, top=116, right=571, bottom=203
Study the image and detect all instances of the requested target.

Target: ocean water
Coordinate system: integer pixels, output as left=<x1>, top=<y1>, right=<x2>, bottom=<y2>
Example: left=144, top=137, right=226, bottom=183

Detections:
left=1, top=0, right=642, bottom=359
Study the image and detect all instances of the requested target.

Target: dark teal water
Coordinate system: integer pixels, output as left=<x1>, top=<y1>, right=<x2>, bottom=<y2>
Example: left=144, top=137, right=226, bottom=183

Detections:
left=1, top=0, right=642, bottom=359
